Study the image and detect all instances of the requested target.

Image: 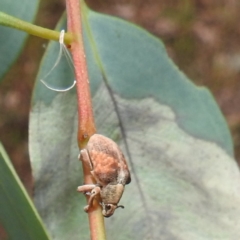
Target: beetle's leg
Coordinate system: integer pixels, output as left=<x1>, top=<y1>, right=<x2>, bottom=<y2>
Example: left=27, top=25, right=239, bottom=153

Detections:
left=77, top=149, right=95, bottom=194
left=90, top=170, right=102, bottom=185
left=79, top=149, right=93, bottom=170
left=78, top=150, right=101, bottom=212
left=83, top=186, right=101, bottom=212
left=77, top=185, right=101, bottom=212
left=77, top=184, right=96, bottom=194
left=80, top=150, right=103, bottom=185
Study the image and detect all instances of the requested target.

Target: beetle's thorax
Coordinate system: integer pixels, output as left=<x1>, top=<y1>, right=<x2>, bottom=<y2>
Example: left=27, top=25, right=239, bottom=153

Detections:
left=100, top=183, right=124, bottom=205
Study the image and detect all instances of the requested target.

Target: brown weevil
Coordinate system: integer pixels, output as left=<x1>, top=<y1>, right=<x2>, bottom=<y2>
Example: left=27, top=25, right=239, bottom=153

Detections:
left=77, top=134, right=131, bottom=217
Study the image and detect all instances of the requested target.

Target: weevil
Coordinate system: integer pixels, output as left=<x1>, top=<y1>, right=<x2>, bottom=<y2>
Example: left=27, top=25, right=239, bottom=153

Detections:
left=77, top=134, right=131, bottom=217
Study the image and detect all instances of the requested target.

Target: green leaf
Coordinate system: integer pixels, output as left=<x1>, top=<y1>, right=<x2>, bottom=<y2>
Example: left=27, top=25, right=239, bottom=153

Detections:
left=0, top=144, right=50, bottom=240
left=30, top=18, right=89, bottom=240
left=29, top=6, right=240, bottom=240
left=0, top=0, right=39, bottom=80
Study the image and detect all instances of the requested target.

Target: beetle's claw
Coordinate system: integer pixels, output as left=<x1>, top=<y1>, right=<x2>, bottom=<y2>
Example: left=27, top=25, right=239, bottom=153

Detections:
left=84, top=205, right=90, bottom=212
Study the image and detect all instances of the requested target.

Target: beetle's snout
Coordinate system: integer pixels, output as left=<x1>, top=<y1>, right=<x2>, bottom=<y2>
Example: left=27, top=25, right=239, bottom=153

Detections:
left=102, top=203, right=125, bottom=217
left=102, top=204, right=116, bottom=217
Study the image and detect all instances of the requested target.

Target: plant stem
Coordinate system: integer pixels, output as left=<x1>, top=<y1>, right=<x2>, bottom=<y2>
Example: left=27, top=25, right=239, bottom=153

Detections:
left=65, top=0, right=96, bottom=148
left=66, top=0, right=106, bottom=240
left=0, top=11, right=73, bottom=44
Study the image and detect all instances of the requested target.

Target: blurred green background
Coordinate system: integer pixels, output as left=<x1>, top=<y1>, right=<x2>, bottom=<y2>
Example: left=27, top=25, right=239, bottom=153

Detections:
left=0, top=0, right=240, bottom=198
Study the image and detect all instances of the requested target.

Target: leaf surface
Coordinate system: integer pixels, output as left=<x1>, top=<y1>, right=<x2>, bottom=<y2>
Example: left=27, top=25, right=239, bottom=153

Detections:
left=0, top=0, right=39, bottom=80
left=29, top=6, right=240, bottom=240
left=0, top=144, right=50, bottom=240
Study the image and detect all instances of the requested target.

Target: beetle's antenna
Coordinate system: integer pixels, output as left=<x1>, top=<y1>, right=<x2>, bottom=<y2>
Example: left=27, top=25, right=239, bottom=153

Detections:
left=116, top=205, right=124, bottom=209
left=40, top=29, right=76, bottom=92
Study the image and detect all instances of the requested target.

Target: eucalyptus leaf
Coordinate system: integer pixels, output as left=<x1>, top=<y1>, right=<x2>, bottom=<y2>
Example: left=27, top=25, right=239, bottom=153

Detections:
left=29, top=6, right=240, bottom=240
left=0, top=144, right=50, bottom=240
left=0, top=0, right=39, bottom=80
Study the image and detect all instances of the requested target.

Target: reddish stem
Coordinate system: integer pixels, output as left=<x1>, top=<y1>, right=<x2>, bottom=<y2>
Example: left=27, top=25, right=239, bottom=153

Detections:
left=66, top=0, right=106, bottom=240
left=66, top=0, right=96, bottom=149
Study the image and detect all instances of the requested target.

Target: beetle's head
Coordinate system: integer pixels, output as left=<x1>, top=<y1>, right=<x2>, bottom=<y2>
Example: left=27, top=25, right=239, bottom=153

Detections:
left=101, top=203, right=124, bottom=218
left=100, top=184, right=125, bottom=217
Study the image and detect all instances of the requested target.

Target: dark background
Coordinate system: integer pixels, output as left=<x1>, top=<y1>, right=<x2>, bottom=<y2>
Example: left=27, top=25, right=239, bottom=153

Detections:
left=0, top=0, right=240, bottom=195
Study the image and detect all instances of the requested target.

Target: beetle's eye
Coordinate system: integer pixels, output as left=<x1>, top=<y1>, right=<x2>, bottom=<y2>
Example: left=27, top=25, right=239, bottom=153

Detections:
left=106, top=204, right=112, bottom=211
left=102, top=204, right=117, bottom=217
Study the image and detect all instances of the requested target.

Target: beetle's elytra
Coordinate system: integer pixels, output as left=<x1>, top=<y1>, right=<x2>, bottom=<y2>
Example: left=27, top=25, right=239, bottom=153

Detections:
left=77, top=134, right=131, bottom=217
